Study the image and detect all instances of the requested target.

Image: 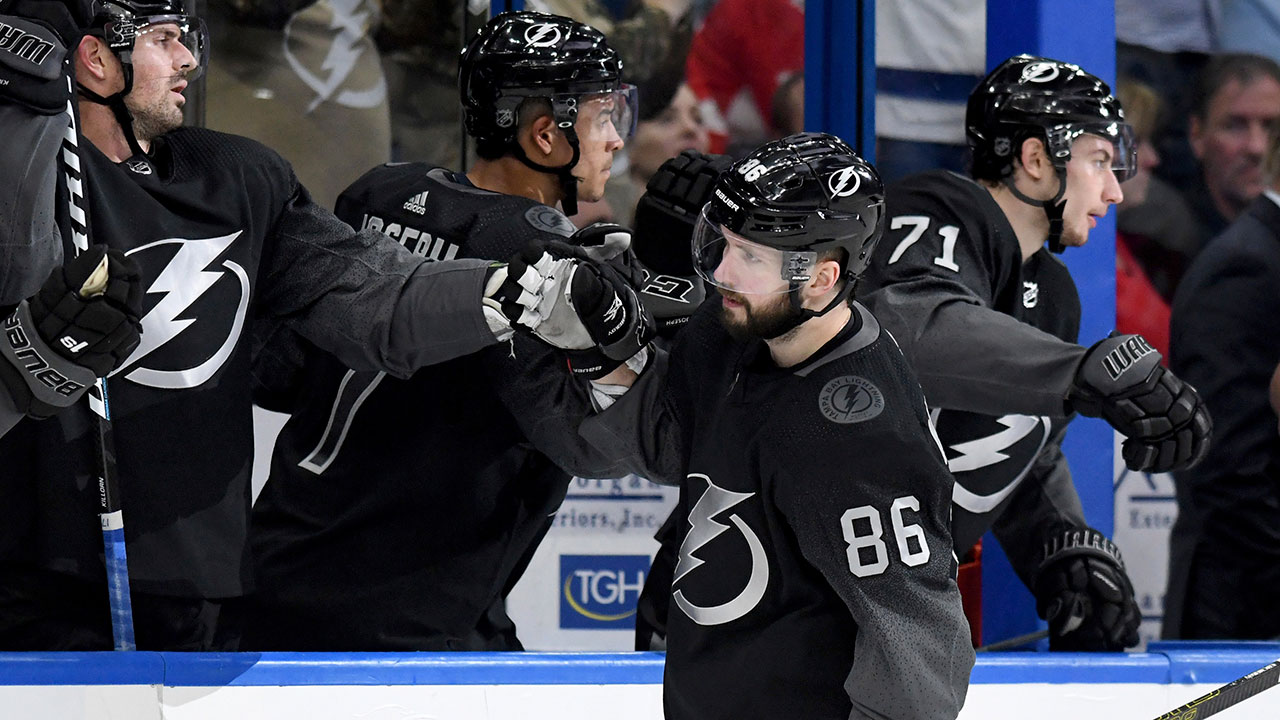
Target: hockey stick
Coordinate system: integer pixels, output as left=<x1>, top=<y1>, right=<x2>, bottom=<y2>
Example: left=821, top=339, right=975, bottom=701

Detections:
left=59, top=74, right=136, bottom=651
left=1150, top=658, right=1280, bottom=719
left=975, top=629, right=1050, bottom=652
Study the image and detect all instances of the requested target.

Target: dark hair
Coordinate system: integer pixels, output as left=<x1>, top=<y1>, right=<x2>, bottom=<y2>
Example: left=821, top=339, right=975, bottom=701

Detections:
left=1191, top=53, right=1280, bottom=120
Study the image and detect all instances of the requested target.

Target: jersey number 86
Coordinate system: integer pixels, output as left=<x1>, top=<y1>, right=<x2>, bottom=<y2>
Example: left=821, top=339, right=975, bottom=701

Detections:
left=841, top=495, right=930, bottom=577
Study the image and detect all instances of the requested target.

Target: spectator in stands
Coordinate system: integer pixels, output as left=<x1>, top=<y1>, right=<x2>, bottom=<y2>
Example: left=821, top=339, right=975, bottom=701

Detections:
left=1164, top=121, right=1280, bottom=640
left=1185, top=54, right=1280, bottom=252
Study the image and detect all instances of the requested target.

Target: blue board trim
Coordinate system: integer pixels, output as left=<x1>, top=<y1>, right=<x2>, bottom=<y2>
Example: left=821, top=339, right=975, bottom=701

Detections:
left=2, top=648, right=1278, bottom=687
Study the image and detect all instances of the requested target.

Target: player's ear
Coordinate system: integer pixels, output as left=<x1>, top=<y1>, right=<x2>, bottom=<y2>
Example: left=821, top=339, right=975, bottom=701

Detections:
left=1017, top=137, right=1051, bottom=181
left=804, top=257, right=842, bottom=305
left=524, top=113, right=560, bottom=159
left=76, top=35, right=117, bottom=88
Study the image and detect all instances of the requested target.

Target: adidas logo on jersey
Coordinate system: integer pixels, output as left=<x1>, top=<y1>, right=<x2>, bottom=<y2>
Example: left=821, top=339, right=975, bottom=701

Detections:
left=402, top=191, right=429, bottom=215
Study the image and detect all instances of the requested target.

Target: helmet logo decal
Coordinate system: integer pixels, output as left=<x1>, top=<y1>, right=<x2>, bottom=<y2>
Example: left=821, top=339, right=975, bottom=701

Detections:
left=1021, top=62, right=1060, bottom=83
left=524, top=23, right=562, bottom=48
left=827, top=165, right=863, bottom=198
left=496, top=108, right=515, bottom=128
left=994, top=137, right=1012, bottom=157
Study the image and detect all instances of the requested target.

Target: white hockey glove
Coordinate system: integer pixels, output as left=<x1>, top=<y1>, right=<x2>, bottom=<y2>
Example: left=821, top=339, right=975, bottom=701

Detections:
left=487, top=229, right=655, bottom=379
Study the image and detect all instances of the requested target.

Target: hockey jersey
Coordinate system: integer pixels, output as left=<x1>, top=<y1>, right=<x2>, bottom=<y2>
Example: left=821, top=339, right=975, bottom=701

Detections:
left=247, top=164, right=632, bottom=650
left=583, top=299, right=973, bottom=720
left=860, top=169, right=1089, bottom=575
left=0, top=128, right=497, bottom=598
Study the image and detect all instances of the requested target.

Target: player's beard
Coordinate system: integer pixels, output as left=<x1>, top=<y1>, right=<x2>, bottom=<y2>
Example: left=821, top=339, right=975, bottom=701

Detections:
left=718, top=289, right=803, bottom=341
left=126, top=80, right=186, bottom=145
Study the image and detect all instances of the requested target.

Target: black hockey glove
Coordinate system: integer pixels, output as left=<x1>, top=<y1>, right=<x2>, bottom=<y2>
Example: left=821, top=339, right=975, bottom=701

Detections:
left=1068, top=333, right=1212, bottom=474
left=0, top=0, right=96, bottom=114
left=632, top=149, right=733, bottom=276
left=1, top=245, right=144, bottom=418
left=1033, top=524, right=1141, bottom=652
left=492, top=232, right=654, bottom=379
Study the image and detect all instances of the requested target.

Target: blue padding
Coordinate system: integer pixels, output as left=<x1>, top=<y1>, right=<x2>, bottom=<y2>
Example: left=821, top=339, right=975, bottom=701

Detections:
left=1160, top=649, right=1280, bottom=685
left=972, top=652, right=1169, bottom=684
left=0, top=652, right=165, bottom=685
left=160, top=652, right=667, bottom=687
left=876, top=68, right=982, bottom=102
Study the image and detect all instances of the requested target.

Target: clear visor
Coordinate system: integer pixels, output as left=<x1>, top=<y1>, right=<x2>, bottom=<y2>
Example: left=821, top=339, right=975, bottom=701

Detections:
left=133, top=16, right=209, bottom=82
left=577, top=83, right=639, bottom=143
left=1053, top=122, right=1138, bottom=183
left=691, top=205, right=815, bottom=296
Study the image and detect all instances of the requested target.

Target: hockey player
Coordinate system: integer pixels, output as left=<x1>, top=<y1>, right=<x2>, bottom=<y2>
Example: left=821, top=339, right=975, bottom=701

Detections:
left=243, top=11, right=653, bottom=650
left=0, top=0, right=596, bottom=650
left=859, top=55, right=1213, bottom=651
left=563, top=133, right=974, bottom=720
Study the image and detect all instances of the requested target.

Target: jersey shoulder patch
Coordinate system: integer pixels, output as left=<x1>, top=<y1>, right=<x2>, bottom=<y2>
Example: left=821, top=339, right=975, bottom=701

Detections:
left=523, top=205, right=576, bottom=238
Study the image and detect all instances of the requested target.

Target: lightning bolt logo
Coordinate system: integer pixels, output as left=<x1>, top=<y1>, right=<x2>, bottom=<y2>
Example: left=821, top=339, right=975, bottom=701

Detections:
left=673, top=474, right=770, bottom=626
left=119, top=232, right=252, bottom=390
left=283, top=0, right=386, bottom=111
left=524, top=23, right=562, bottom=48
left=934, top=411, right=1052, bottom=514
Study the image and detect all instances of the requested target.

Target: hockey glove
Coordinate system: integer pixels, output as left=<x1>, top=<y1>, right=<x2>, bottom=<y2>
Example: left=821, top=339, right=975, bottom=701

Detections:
left=491, top=239, right=655, bottom=379
left=0, top=0, right=96, bottom=114
left=632, top=149, right=733, bottom=276
left=1033, top=524, right=1141, bottom=652
left=1, top=245, right=144, bottom=418
left=1068, top=333, right=1212, bottom=474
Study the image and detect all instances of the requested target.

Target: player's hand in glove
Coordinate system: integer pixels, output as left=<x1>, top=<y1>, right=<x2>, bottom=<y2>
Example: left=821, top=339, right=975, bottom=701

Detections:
left=1033, top=524, right=1141, bottom=652
left=1068, top=333, right=1212, bottom=473
left=633, top=149, right=733, bottom=276
left=1, top=0, right=98, bottom=114
left=1, top=245, right=144, bottom=418
left=486, top=232, right=655, bottom=379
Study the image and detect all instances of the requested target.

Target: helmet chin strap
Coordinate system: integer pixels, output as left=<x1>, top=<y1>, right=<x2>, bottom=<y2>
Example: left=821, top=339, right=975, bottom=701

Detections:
left=763, top=274, right=856, bottom=340
left=512, top=97, right=583, bottom=216
left=78, top=66, right=147, bottom=159
left=1002, top=165, right=1069, bottom=253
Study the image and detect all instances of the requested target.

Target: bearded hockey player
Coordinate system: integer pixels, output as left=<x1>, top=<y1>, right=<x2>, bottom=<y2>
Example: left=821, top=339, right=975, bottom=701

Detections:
left=566, top=133, right=974, bottom=720
left=0, top=0, right=585, bottom=650
left=859, top=55, right=1213, bottom=651
left=244, top=11, right=656, bottom=650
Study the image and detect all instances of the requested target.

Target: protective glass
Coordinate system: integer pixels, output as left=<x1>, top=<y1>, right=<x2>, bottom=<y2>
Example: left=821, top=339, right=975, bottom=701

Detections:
left=133, top=16, right=210, bottom=81
left=1051, top=121, right=1138, bottom=182
left=576, top=83, right=639, bottom=142
left=691, top=205, right=815, bottom=295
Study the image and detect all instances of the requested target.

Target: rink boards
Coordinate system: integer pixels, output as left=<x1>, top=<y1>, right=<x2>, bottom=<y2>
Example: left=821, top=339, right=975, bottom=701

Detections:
left=2, top=644, right=1279, bottom=719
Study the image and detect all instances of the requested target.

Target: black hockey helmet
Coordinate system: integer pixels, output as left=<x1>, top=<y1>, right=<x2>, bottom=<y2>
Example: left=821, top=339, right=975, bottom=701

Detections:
left=82, top=0, right=208, bottom=155
left=692, top=132, right=884, bottom=322
left=459, top=11, right=635, bottom=214
left=966, top=55, right=1135, bottom=251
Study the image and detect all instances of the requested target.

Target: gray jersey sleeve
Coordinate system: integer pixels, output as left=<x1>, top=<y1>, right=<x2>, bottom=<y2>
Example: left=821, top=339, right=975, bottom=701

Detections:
left=579, top=348, right=685, bottom=485
left=0, top=104, right=63, bottom=307
left=256, top=190, right=498, bottom=378
left=487, top=333, right=639, bottom=480
left=870, top=280, right=1085, bottom=417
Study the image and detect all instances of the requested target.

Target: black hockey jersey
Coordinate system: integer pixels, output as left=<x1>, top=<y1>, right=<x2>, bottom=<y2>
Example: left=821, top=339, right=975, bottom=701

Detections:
left=860, top=170, right=1089, bottom=573
left=247, top=164, right=632, bottom=650
left=0, top=130, right=496, bottom=598
left=583, top=299, right=973, bottom=720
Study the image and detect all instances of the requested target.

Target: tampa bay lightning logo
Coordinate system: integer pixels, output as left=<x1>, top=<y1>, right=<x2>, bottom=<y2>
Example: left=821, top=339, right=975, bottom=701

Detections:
left=117, top=233, right=251, bottom=390
left=673, top=474, right=769, bottom=626
left=524, top=23, right=562, bottom=48
left=1021, top=62, right=1060, bottom=84
left=819, top=375, right=884, bottom=424
left=932, top=409, right=1052, bottom=514
left=827, top=165, right=863, bottom=198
